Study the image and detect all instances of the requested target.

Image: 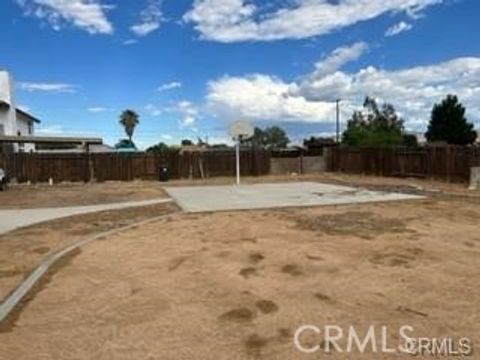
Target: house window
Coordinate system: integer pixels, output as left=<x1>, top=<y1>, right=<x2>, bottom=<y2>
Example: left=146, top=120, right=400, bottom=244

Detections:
left=17, top=130, right=25, bottom=152
left=0, top=124, right=4, bottom=135
left=28, top=122, right=33, bottom=135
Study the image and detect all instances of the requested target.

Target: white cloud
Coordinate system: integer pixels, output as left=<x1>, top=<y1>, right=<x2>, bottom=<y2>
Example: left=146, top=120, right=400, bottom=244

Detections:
left=123, top=39, right=138, bottom=45
left=144, top=100, right=199, bottom=127
left=131, top=0, right=163, bottom=36
left=312, top=42, right=368, bottom=78
left=206, top=54, right=480, bottom=131
left=298, top=57, right=480, bottom=130
left=184, top=0, right=443, bottom=42
left=176, top=101, right=199, bottom=127
left=36, top=125, right=98, bottom=138
left=87, top=107, right=107, bottom=113
left=207, top=74, right=336, bottom=123
left=158, top=81, right=182, bottom=92
left=131, top=22, right=159, bottom=36
left=206, top=43, right=366, bottom=123
left=35, top=124, right=70, bottom=135
left=385, top=21, right=413, bottom=37
left=144, top=103, right=163, bottom=116
left=16, top=0, right=114, bottom=34
left=19, top=82, right=76, bottom=93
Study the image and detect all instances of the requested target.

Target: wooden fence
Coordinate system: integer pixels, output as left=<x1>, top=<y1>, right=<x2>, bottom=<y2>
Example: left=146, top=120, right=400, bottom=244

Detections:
left=0, top=150, right=271, bottom=183
left=329, top=146, right=480, bottom=183
left=2, top=146, right=479, bottom=184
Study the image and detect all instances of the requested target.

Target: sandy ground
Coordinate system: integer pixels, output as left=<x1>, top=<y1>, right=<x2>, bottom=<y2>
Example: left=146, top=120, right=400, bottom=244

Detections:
left=0, top=177, right=479, bottom=359
left=0, top=181, right=168, bottom=209
left=0, top=173, right=474, bottom=210
left=0, top=202, right=179, bottom=300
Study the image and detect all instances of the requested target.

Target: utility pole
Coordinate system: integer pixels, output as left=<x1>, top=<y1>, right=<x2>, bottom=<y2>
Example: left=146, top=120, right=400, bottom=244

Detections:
left=336, top=99, right=341, bottom=143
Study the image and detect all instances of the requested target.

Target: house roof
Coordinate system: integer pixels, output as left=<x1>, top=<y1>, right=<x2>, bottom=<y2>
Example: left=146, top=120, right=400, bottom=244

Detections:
left=0, top=100, right=41, bottom=123
left=16, top=108, right=41, bottom=124
left=37, top=144, right=114, bottom=154
left=0, top=100, right=9, bottom=109
left=0, top=135, right=102, bottom=145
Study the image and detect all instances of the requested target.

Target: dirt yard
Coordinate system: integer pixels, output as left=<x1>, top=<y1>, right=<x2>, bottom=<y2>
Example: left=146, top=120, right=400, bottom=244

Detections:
left=0, top=173, right=472, bottom=210
left=0, top=202, right=179, bottom=300
left=0, top=175, right=479, bottom=359
left=0, top=181, right=168, bottom=209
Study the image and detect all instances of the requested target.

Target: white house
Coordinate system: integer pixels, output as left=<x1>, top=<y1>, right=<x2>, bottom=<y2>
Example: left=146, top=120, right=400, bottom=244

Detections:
left=0, top=70, right=40, bottom=152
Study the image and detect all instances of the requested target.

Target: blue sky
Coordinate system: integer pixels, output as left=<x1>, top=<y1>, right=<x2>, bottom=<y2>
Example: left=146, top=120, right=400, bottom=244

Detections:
left=1, top=0, right=479, bottom=148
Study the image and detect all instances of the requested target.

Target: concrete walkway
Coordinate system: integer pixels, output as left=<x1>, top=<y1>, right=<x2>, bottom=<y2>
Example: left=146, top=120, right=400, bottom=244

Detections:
left=0, top=199, right=172, bottom=235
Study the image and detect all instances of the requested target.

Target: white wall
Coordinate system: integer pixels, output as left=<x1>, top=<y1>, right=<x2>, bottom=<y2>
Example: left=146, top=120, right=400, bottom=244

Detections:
left=0, top=71, right=13, bottom=103
left=16, top=112, right=35, bottom=152
left=16, top=112, right=34, bottom=136
left=0, top=71, right=17, bottom=136
left=0, top=109, right=7, bottom=135
left=0, top=71, right=36, bottom=152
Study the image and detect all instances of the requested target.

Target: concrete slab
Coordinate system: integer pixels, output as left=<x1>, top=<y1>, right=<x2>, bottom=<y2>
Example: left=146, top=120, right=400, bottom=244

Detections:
left=0, top=198, right=172, bottom=235
left=164, top=182, right=424, bottom=213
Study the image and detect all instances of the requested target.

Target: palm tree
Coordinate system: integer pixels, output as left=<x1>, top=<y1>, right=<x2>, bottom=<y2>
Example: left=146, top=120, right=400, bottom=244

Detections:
left=119, top=109, right=139, bottom=143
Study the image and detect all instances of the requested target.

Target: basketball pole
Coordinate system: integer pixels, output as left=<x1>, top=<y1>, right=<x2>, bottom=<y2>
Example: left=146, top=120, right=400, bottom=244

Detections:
left=336, top=99, right=340, bottom=143
left=236, top=136, right=241, bottom=185
left=229, top=121, right=253, bottom=186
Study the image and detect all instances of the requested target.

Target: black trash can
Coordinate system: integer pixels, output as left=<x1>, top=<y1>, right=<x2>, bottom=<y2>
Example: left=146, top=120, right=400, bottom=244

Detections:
left=159, top=166, right=169, bottom=182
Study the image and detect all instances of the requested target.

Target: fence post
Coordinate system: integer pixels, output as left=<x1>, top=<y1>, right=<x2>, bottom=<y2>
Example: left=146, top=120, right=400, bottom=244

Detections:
left=429, top=147, right=434, bottom=180
left=300, top=151, right=304, bottom=175
left=88, top=151, right=95, bottom=182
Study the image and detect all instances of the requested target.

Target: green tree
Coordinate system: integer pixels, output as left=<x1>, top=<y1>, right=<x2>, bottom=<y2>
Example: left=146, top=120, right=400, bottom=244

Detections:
left=425, top=95, right=477, bottom=145
left=245, top=127, right=264, bottom=147
left=196, top=137, right=208, bottom=147
left=249, top=126, right=290, bottom=149
left=115, top=139, right=136, bottom=150
left=209, top=143, right=230, bottom=149
left=119, top=109, right=140, bottom=143
left=303, top=137, right=335, bottom=148
left=402, top=134, right=419, bottom=147
left=342, top=97, right=405, bottom=147
left=146, top=142, right=170, bottom=153
left=181, top=139, right=194, bottom=146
